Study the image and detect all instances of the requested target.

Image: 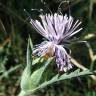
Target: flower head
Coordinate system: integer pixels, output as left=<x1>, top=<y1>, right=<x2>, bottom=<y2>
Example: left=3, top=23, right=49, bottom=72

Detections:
left=30, top=13, right=82, bottom=72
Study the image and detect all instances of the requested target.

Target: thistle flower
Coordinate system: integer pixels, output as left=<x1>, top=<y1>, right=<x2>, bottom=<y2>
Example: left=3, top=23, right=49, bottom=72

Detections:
left=30, top=13, right=82, bottom=72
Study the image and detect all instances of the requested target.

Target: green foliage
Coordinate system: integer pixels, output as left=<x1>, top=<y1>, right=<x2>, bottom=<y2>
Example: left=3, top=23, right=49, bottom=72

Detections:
left=19, top=38, right=96, bottom=96
left=19, top=37, right=53, bottom=95
left=25, top=69, right=95, bottom=95
left=20, top=38, right=33, bottom=91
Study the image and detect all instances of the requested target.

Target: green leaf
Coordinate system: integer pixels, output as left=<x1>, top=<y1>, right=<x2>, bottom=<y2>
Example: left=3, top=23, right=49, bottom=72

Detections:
left=59, top=69, right=80, bottom=80
left=28, top=36, right=33, bottom=51
left=18, top=91, right=26, bottom=96
left=24, top=69, right=96, bottom=96
left=32, top=57, right=41, bottom=65
left=30, top=58, right=53, bottom=89
left=20, top=37, right=53, bottom=94
left=20, top=37, right=33, bottom=91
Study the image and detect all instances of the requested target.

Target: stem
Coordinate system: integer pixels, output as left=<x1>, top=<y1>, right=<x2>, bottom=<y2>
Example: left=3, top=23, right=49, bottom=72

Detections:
left=89, top=0, right=93, bottom=20
left=18, top=91, right=26, bottom=96
left=0, top=65, right=21, bottom=80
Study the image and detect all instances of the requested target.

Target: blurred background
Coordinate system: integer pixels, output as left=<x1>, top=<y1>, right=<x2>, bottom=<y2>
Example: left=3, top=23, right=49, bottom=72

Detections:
left=0, top=0, right=96, bottom=96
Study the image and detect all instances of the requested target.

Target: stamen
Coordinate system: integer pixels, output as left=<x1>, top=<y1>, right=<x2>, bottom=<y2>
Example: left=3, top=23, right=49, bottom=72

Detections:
left=57, top=0, right=70, bottom=15
left=44, top=2, right=52, bottom=15
left=31, top=8, right=44, bottom=15
left=24, top=9, right=32, bottom=20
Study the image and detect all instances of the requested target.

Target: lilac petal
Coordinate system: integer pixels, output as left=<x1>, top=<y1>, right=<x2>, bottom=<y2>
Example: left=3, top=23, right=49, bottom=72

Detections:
left=30, top=19, right=48, bottom=39
left=62, top=20, right=82, bottom=39
left=69, top=28, right=83, bottom=37
left=65, top=16, right=73, bottom=33
left=33, top=42, right=55, bottom=57
left=69, top=21, right=82, bottom=34
left=39, top=15, right=55, bottom=40
left=45, top=14, right=57, bottom=38
left=54, top=14, right=58, bottom=35
left=55, top=45, right=72, bottom=72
